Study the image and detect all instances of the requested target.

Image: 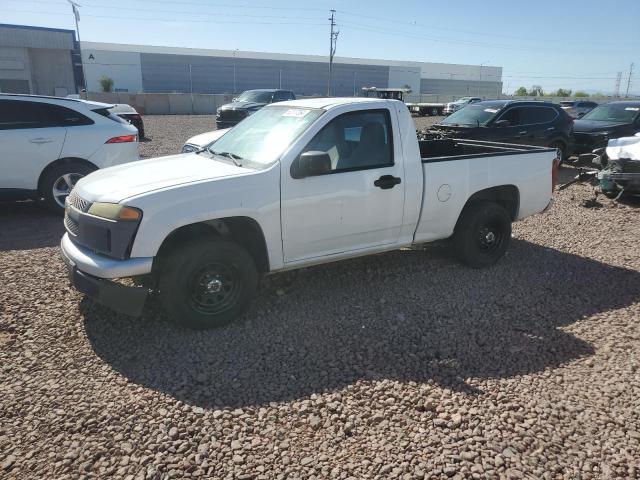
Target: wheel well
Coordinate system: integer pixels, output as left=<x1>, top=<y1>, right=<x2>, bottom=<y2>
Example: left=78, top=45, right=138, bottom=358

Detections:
left=463, top=185, right=520, bottom=221
left=37, top=158, right=98, bottom=196
left=155, top=217, right=270, bottom=273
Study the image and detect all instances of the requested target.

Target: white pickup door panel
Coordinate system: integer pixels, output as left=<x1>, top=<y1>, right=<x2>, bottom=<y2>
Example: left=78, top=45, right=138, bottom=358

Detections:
left=280, top=165, right=405, bottom=263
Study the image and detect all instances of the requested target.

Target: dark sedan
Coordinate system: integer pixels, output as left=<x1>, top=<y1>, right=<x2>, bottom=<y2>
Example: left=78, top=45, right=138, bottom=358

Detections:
left=572, top=101, right=640, bottom=154
left=216, top=89, right=295, bottom=128
left=428, top=100, right=574, bottom=161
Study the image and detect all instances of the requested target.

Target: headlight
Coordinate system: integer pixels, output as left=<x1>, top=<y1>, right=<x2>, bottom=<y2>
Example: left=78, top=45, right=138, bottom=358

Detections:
left=88, top=202, right=142, bottom=221
left=182, top=143, right=199, bottom=154
left=216, top=108, right=222, bottom=116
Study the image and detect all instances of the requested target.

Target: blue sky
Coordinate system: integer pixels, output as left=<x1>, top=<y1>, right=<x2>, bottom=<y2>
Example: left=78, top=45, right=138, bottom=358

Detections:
left=3, top=0, right=639, bottom=94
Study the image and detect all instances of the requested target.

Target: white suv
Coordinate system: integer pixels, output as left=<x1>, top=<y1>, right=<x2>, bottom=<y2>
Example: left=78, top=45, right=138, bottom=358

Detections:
left=0, top=94, right=139, bottom=213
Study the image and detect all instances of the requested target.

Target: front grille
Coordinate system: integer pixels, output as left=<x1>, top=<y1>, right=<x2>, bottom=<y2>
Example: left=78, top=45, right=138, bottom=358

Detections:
left=67, top=190, right=91, bottom=213
left=64, top=212, right=79, bottom=236
left=218, top=109, right=247, bottom=121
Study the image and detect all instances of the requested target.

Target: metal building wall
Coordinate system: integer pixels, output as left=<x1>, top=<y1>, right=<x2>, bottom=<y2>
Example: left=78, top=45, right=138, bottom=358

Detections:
left=140, top=53, right=389, bottom=96
left=420, top=78, right=503, bottom=97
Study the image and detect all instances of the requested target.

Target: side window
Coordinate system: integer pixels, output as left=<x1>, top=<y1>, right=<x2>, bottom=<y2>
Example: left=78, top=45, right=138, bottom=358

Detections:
left=301, top=109, right=393, bottom=173
left=286, top=91, right=296, bottom=100
left=41, top=104, right=94, bottom=127
left=520, top=107, right=557, bottom=124
left=272, top=91, right=287, bottom=102
left=498, top=107, right=521, bottom=126
left=0, top=100, right=45, bottom=130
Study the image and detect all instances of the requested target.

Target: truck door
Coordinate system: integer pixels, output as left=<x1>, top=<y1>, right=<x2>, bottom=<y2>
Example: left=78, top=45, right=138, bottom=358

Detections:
left=280, top=108, right=405, bottom=263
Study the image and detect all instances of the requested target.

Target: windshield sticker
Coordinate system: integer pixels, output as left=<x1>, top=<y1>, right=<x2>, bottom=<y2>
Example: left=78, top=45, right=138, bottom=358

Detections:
left=282, top=109, right=310, bottom=117
left=625, top=107, right=639, bottom=111
left=484, top=108, right=498, bottom=113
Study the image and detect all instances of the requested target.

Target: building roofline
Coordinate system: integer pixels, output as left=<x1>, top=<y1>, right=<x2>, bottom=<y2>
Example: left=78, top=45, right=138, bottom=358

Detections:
left=81, top=41, right=502, bottom=75
left=0, top=23, right=76, bottom=39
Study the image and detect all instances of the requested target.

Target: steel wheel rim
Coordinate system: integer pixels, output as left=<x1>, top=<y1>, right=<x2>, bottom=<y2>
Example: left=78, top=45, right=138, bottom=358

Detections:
left=52, top=173, right=83, bottom=208
left=187, top=262, right=242, bottom=315
left=476, top=223, right=503, bottom=254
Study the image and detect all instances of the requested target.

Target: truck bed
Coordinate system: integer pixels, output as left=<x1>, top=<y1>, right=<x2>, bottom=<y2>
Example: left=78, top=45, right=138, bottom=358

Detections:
left=413, top=138, right=556, bottom=245
left=419, top=138, right=555, bottom=162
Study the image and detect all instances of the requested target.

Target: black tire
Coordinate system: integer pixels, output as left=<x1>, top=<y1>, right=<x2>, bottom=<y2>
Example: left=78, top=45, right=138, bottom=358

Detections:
left=453, top=201, right=512, bottom=269
left=158, top=238, right=258, bottom=329
left=549, top=140, right=568, bottom=165
left=41, top=162, right=96, bottom=214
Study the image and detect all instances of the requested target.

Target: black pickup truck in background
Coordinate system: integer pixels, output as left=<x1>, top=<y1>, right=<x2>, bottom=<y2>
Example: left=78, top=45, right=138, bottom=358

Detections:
left=216, top=89, right=296, bottom=128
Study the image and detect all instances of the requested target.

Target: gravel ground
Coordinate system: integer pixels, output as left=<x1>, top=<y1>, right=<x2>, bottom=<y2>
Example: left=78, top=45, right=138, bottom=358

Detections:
left=1, top=115, right=639, bottom=479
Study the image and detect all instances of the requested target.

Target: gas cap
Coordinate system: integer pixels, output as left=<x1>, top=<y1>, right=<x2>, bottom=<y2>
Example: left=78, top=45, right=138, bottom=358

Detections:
left=437, top=184, right=452, bottom=202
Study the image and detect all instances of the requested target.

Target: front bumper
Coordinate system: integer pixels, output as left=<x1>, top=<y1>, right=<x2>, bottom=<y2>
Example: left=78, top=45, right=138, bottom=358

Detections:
left=60, top=234, right=151, bottom=316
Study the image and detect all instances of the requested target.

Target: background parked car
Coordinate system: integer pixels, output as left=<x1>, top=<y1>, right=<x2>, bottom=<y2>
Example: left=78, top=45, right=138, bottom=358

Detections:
left=443, top=97, right=482, bottom=115
left=0, top=94, right=139, bottom=213
left=572, top=101, right=640, bottom=154
left=559, top=100, right=598, bottom=119
left=216, top=89, right=295, bottom=128
left=181, top=128, right=230, bottom=153
left=429, top=100, right=573, bottom=161
left=109, top=103, right=145, bottom=138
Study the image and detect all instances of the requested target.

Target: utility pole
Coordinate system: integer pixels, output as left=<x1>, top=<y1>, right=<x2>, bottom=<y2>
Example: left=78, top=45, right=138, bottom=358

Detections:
left=67, top=0, right=88, bottom=97
left=626, top=63, right=634, bottom=97
left=614, top=71, right=622, bottom=97
left=327, top=10, right=339, bottom=96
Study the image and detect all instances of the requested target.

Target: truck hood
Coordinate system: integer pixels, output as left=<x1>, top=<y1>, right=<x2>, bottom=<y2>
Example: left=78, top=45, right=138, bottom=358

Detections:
left=573, top=119, right=630, bottom=133
left=74, top=152, right=250, bottom=203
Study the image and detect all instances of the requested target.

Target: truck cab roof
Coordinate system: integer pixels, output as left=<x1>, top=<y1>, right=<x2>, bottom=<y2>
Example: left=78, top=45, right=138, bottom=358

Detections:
left=265, top=97, right=399, bottom=111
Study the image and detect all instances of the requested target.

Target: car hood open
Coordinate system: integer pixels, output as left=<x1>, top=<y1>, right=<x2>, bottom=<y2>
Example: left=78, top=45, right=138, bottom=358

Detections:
left=74, top=153, right=251, bottom=203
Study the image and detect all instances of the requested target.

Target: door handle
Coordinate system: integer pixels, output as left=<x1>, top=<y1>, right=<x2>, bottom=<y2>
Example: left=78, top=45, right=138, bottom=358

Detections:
left=517, top=131, right=528, bottom=135
left=545, top=127, right=555, bottom=131
left=29, top=138, right=53, bottom=144
left=374, top=175, right=401, bottom=190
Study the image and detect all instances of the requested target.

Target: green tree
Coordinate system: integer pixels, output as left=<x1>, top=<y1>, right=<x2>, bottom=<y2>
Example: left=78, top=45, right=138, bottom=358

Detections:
left=514, top=86, right=528, bottom=96
left=528, top=85, right=544, bottom=96
left=553, top=88, right=572, bottom=97
left=99, top=76, right=114, bottom=93
left=574, top=91, right=590, bottom=97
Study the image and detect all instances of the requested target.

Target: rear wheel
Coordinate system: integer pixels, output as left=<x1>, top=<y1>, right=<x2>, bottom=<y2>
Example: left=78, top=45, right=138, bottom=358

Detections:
left=41, top=162, right=96, bottom=214
left=158, top=238, right=258, bottom=329
left=453, top=201, right=512, bottom=268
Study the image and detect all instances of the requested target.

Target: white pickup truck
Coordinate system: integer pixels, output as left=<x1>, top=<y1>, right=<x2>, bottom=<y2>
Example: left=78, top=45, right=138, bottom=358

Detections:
left=60, top=98, right=558, bottom=329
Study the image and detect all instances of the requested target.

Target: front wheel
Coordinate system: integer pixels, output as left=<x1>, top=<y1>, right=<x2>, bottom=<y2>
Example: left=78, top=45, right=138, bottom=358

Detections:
left=453, top=201, right=512, bottom=268
left=158, top=238, right=258, bottom=329
left=42, top=162, right=96, bottom=214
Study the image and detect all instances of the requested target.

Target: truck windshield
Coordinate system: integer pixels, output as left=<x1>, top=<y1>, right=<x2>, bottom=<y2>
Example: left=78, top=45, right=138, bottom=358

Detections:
left=237, top=91, right=275, bottom=103
left=440, top=104, right=499, bottom=126
left=207, top=106, right=323, bottom=168
left=581, top=104, right=639, bottom=122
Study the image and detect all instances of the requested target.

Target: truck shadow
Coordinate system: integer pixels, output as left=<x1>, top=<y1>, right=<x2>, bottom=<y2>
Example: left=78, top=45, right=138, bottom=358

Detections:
left=81, top=239, right=640, bottom=409
left=0, top=200, right=64, bottom=251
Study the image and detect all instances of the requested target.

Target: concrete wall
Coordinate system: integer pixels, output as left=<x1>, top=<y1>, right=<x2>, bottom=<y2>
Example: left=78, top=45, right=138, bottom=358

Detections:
left=29, top=48, right=75, bottom=96
left=387, top=66, right=421, bottom=94
left=83, top=49, right=143, bottom=93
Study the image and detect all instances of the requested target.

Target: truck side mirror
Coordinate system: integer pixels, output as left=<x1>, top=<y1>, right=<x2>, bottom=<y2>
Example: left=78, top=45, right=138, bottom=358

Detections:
left=294, top=151, right=332, bottom=178
left=494, top=119, right=511, bottom=128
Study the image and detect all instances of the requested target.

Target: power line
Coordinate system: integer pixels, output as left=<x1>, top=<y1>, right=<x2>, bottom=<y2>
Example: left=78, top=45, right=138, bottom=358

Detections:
left=626, top=63, right=635, bottom=97
left=327, top=10, right=338, bottom=96
left=7, top=9, right=326, bottom=26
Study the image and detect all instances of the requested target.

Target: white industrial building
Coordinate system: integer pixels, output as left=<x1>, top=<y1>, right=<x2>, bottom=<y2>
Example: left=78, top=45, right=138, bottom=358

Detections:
left=81, top=42, right=503, bottom=97
left=0, top=23, right=503, bottom=97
